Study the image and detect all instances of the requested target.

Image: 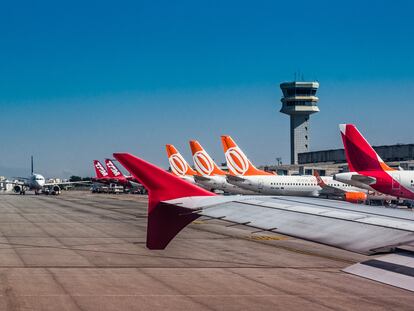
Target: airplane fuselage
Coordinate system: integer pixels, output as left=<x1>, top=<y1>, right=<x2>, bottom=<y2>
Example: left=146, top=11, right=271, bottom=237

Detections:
left=228, top=175, right=363, bottom=197
left=361, top=170, right=414, bottom=200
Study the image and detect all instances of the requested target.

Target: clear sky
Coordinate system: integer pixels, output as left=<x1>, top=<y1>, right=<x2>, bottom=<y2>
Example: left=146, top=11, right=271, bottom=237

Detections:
left=0, top=0, right=413, bottom=177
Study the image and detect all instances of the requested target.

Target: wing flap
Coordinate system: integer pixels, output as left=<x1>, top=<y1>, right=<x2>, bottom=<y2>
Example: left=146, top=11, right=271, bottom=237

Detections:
left=343, top=251, right=414, bottom=291
left=184, top=196, right=414, bottom=255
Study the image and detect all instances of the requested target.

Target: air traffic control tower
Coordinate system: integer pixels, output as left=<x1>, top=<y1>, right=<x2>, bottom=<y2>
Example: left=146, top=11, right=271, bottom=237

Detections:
left=280, top=81, right=320, bottom=164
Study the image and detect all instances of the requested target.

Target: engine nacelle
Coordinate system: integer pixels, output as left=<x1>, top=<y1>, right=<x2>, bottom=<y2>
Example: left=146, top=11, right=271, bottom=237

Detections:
left=13, top=185, right=22, bottom=193
left=344, top=192, right=367, bottom=203
left=51, top=185, right=61, bottom=195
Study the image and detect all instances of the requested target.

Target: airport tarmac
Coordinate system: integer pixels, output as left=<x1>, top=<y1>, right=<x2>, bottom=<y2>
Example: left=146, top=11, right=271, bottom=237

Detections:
left=0, top=192, right=412, bottom=310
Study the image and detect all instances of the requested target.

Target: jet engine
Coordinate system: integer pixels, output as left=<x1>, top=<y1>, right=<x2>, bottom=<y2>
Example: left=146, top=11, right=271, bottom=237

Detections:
left=51, top=185, right=61, bottom=195
left=344, top=192, right=367, bottom=203
left=13, top=185, right=21, bottom=193
left=13, top=185, right=25, bottom=194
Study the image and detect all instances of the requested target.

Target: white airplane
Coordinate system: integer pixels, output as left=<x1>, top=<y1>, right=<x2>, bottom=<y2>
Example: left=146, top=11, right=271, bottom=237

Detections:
left=188, top=140, right=257, bottom=195
left=114, top=152, right=414, bottom=291
left=11, top=156, right=89, bottom=195
left=221, top=135, right=368, bottom=203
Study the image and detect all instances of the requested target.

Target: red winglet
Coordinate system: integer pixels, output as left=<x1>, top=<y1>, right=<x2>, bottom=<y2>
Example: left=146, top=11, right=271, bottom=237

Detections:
left=113, top=153, right=215, bottom=249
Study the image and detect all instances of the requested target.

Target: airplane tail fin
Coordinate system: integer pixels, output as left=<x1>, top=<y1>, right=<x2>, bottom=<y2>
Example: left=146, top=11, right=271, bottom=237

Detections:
left=105, top=159, right=124, bottom=178
left=189, top=140, right=226, bottom=176
left=113, top=153, right=215, bottom=249
left=166, top=144, right=198, bottom=176
left=93, top=160, right=109, bottom=178
left=220, top=136, right=273, bottom=176
left=339, top=124, right=394, bottom=172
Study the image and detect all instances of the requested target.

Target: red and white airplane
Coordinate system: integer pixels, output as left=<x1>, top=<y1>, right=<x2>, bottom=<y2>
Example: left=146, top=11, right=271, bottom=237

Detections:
left=335, top=124, right=414, bottom=200
left=105, top=159, right=142, bottom=190
left=222, top=135, right=367, bottom=202
left=189, top=140, right=256, bottom=194
left=114, top=152, right=414, bottom=291
left=92, top=160, right=112, bottom=184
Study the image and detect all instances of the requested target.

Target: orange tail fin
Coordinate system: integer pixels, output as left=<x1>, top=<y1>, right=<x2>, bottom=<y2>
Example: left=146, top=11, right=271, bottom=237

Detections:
left=189, top=140, right=226, bottom=176
left=220, top=136, right=273, bottom=176
left=166, top=144, right=198, bottom=176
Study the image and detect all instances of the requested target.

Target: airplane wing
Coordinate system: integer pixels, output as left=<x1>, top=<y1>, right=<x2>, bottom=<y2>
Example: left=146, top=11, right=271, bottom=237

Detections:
left=43, top=181, right=91, bottom=187
left=114, top=152, right=414, bottom=292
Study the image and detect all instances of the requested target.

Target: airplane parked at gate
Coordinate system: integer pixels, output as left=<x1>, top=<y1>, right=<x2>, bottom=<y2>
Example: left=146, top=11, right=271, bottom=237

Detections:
left=166, top=144, right=200, bottom=185
left=92, top=160, right=112, bottom=184
left=104, top=159, right=142, bottom=191
left=189, top=140, right=257, bottom=194
left=221, top=135, right=367, bottom=202
left=335, top=124, right=414, bottom=200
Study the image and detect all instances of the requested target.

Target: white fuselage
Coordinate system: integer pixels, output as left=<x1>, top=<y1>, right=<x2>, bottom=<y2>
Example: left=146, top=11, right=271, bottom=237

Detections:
left=195, top=175, right=257, bottom=195
left=27, top=174, right=46, bottom=190
left=228, top=175, right=363, bottom=197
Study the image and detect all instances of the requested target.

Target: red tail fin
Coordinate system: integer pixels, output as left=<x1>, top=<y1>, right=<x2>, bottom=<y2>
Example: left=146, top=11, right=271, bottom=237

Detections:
left=93, top=160, right=108, bottom=178
left=105, top=159, right=124, bottom=178
left=113, top=153, right=215, bottom=249
left=340, top=124, right=394, bottom=172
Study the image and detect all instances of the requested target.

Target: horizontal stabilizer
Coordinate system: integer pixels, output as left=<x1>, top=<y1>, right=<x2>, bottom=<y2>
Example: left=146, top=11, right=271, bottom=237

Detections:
left=194, top=175, right=211, bottom=182
left=226, top=175, right=246, bottom=183
left=351, top=174, right=377, bottom=185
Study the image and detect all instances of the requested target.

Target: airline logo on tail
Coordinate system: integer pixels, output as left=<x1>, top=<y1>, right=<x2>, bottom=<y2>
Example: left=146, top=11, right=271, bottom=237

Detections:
left=105, top=159, right=122, bottom=177
left=94, top=160, right=108, bottom=177
left=221, top=135, right=273, bottom=176
left=166, top=144, right=197, bottom=177
left=189, top=140, right=226, bottom=176
left=225, top=147, right=250, bottom=175
left=193, top=151, right=214, bottom=175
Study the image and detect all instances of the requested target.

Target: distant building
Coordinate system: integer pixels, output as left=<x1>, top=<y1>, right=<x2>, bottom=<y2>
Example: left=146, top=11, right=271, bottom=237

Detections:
left=298, top=144, right=414, bottom=165
left=263, top=144, right=414, bottom=176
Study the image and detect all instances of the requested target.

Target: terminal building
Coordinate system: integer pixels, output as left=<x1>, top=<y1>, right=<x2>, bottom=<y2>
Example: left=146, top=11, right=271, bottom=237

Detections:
left=263, top=144, right=414, bottom=176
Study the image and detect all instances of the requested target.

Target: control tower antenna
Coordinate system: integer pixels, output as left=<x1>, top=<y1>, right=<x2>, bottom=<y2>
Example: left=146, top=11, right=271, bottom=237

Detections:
left=279, top=81, right=320, bottom=164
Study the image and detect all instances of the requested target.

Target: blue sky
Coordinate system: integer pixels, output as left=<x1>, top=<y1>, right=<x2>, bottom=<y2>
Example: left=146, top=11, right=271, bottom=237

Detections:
left=0, top=0, right=413, bottom=177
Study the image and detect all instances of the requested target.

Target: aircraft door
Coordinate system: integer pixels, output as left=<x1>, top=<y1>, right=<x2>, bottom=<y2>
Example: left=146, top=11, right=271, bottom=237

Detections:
left=258, top=179, right=264, bottom=190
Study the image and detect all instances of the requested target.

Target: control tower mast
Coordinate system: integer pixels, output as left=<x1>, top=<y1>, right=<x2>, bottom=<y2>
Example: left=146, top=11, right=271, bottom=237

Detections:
left=280, top=81, right=320, bottom=165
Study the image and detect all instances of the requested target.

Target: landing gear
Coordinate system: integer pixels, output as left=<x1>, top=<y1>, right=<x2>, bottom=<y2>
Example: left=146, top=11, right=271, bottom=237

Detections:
left=20, top=191, right=25, bottom=195
left=35, top=190, right=40, bottom=195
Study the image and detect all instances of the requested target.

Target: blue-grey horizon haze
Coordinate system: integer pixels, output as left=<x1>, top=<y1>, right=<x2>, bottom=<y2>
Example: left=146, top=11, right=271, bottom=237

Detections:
left=0, top=0, right=413, bottom=177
